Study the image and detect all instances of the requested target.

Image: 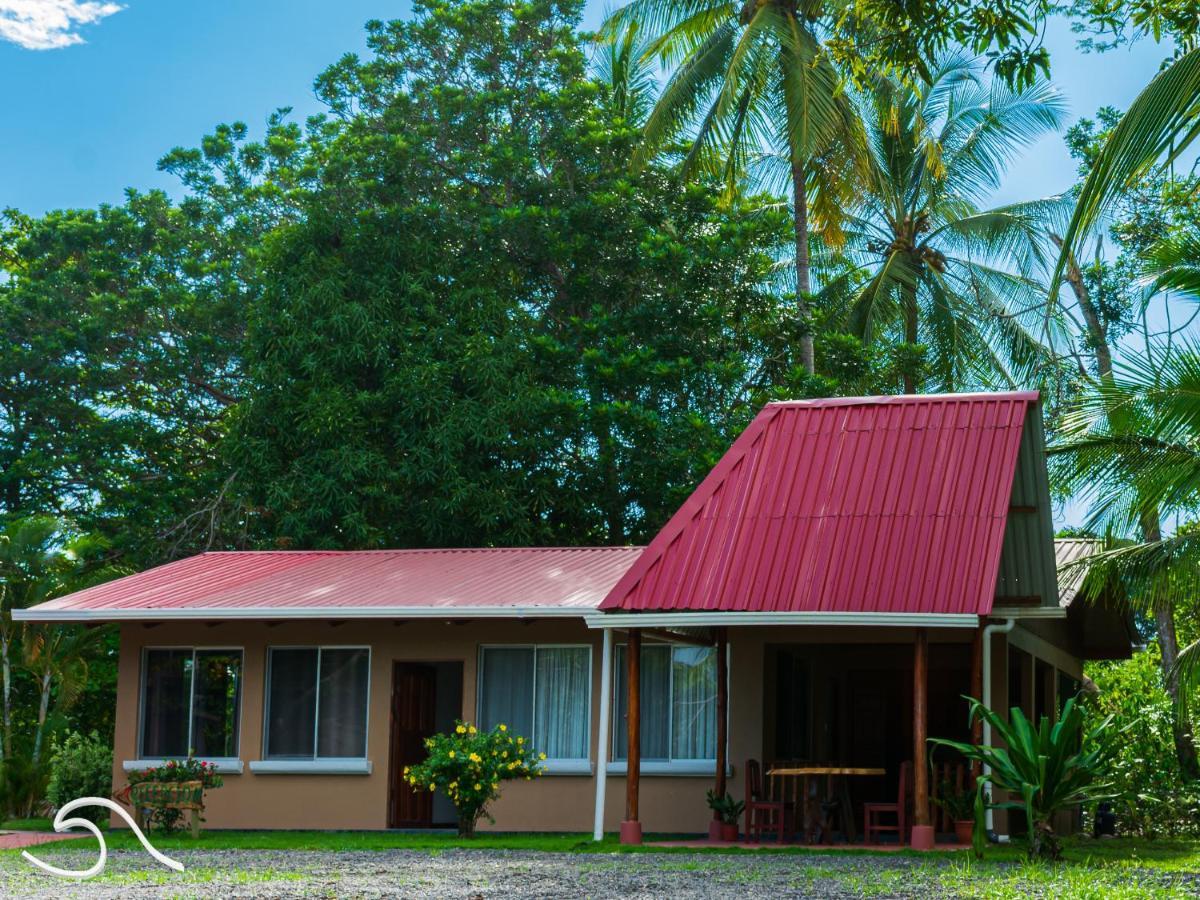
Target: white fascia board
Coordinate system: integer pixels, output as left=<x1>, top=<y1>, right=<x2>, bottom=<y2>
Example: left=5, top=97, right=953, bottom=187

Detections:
left=12, top=605, right=592, bottom=623
left=123, top=758, right=244, bottom=775
left=585, top=611, right=980, bottom=629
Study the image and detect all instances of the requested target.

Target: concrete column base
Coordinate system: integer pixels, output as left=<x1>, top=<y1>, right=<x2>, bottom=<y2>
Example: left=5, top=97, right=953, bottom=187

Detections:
left=909, top=825, right=936, bottom=851
left=620, top=820, right=643, bottom=845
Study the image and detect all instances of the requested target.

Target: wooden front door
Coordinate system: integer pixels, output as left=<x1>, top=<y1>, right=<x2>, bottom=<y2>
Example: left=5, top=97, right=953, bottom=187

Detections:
left=389, top=663, right=438, bottom=827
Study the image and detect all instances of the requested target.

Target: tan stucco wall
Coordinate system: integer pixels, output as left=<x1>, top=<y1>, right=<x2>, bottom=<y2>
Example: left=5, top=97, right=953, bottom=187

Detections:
left=112, top=620, right=1078, bottom=834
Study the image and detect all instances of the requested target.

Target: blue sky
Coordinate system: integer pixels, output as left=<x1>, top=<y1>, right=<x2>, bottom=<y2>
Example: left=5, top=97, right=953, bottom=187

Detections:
left=0, top=2, right=1175, bottom=217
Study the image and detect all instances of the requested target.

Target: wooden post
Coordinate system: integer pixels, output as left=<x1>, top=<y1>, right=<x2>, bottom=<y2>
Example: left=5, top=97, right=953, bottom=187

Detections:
left=911, top=628, right=934, bottom=849
left=621, top=629, right=642, bottom=844
left=709, top=628, right=729, bottom=841
left=715, top=627, right=728, bottom=798
left=969, top=624, right=984, bottom=781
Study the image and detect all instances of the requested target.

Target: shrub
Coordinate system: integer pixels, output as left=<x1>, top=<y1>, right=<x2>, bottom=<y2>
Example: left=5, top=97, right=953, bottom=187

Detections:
left=931, top=696, right=1113, bottom=860
left=403, top=721, right=545, bottom=836
left=1085, top=648, right=1200, bottom=837
left=45, top=731, right=112, bottom=824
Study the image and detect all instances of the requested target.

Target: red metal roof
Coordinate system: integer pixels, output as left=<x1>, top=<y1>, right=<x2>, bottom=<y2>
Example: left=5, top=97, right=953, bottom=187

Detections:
left=16, top=547, right=643, bottom=620
left=600, top=392, right=1041, bottom=615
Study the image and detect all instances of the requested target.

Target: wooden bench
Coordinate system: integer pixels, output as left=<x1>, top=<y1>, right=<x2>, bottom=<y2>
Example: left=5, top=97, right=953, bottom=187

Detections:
left=128, top=780, right=205, bottom=838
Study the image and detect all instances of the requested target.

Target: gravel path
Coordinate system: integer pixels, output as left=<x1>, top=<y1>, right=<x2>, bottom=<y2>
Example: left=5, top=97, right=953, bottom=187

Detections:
left=0, top=846, right=1195, bottom=899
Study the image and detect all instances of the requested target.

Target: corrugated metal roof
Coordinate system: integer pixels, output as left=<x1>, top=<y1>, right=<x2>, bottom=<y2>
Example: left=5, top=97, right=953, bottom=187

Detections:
left=600, top=392, right=1048, bottom=615
left=1055, top=538, right=1104, bottom=608
left=16, top=547, right=643, bottom=621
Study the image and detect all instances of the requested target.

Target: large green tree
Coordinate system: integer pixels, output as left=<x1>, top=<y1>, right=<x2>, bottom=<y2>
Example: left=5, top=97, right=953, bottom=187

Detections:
left=227, top=0, right=795, bottom=548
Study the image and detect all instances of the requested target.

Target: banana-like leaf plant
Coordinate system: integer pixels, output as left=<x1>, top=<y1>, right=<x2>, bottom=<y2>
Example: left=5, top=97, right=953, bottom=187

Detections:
left=930, top=696, right=1114, bottom=860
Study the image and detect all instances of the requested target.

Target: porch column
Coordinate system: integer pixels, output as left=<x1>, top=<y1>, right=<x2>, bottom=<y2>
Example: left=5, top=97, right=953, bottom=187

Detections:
left=592, top=627, right=613, bottom=841
left=911, top=628, right=935, bottom=850
left=969, top=624, right=984, bottom=781
left=621, top=628, right=642, bottom=845
left=710, top=627, right=729, bottom=841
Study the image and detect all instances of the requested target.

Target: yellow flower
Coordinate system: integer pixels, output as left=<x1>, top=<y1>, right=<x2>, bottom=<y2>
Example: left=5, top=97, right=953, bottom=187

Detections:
left=516, top=737, right=524, bottom=744
left=449, top=782, right=457, bottom=790
left=538, top=752, right=547, bottom=761
left=448, top=751, right=455, bottom=758
left=468, top=726, right=477, bottom=734
left=474, top=782, right=482, bottom=790
left=429, top=783, right=436, bottom=791
left=456, top=724, right=466, bottom=734
left=469, top=753, right=482, bottom=763
left=501, top=751, right=508, bottom=758
left=498, top=723, right=507, bottom=732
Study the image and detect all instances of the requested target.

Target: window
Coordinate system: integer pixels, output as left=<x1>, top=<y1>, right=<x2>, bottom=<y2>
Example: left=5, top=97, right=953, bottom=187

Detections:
left=613, top=644, right=717, bottom=762
left=264, top=647, right=371, bottom=759
left=140, top=648, right=242, bottom=759
left=477, top=646, right=591, bottom=764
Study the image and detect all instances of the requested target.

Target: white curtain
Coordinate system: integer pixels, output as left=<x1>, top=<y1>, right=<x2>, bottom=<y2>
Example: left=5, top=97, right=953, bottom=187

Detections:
left=479, top=647, right=535, bottom=738
left=613, top=644, right=671, bottom=760
left=671, top=647, right=717, bottom=760
left=316, top=648, right=370, bottom=758
left=534, top=648, right=589, bottom=760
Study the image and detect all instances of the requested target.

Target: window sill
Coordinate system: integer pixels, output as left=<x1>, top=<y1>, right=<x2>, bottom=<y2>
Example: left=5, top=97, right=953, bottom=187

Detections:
left=249, top=759, right=373, bottom=775
left=541, top=760, right=593, bottom=776
left=122, top=758, right=244, bottom=775
left=606, top=761, right=723, bottom=777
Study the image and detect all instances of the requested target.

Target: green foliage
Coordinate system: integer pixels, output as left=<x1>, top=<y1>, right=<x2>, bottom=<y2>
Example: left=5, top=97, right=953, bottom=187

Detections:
left=44, top=731, right=112, bottom=825
left=705, top=790, right=745, bottom=825
left=403, top=721, right=546, bottom=836
left=931, top=697, right=1114, bottom=860
left=1087, top=648, right=1200, bottom=836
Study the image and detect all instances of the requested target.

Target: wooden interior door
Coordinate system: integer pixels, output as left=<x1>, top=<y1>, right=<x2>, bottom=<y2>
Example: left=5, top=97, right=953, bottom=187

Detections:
left=389, top=663, right=437, bottom=827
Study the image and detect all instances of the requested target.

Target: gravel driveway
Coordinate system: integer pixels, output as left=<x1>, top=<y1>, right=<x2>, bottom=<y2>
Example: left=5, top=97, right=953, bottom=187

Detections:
left=0, top=846, right=1194, bottom=898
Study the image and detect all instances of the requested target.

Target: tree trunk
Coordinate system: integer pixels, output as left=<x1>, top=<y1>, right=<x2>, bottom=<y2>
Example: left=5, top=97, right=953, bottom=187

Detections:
left=32, top=671, right=51, bottom=765
left=791, top=157, right=814, bottom=375
left=1049, top=233, right=1114, bottom=378
left=902, top=277, right=919, bottom=394
left=458, top=812, right=478, bottom=838
left=0, top=625, right=11, bottom=761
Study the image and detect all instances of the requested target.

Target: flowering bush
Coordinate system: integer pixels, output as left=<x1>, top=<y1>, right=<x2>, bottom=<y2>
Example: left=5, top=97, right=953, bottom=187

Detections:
left=404, top=721, right=546, bottom=836
left=127, top=756, right=224, bottom=833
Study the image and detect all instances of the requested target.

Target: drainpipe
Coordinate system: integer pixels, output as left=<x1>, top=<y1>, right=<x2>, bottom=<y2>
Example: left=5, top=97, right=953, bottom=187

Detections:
left=981, top=617, right=1015, bottom=840
left=592, top=627, right=613, bottom=841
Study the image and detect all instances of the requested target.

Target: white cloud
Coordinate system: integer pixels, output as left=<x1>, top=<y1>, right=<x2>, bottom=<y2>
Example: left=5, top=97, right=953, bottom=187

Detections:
left=0, top=0, right=123, bottom=50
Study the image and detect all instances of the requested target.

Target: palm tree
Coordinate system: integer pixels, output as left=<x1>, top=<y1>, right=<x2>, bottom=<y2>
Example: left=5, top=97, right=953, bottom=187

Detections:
left=21, top=624, right=107, bottom=766
left=601, top=0, right=863, bottom=374
left=1052, top=346, right=1200, bottom=773
left=831, top=56, right=1067, bottom=392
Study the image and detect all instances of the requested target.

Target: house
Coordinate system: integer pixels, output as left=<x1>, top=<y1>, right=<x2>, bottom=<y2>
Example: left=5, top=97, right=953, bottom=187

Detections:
left=16, top=392, right=1131, bottom=844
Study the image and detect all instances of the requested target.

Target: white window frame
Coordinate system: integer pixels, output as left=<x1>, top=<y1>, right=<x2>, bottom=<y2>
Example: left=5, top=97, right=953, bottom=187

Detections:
left=133, top=645, right=244, bottom=771
left=609, top=641, right=722, bottom=774
left=257, top=645, right=372, bottom=768
left=476, top=643, right=593, bottom=774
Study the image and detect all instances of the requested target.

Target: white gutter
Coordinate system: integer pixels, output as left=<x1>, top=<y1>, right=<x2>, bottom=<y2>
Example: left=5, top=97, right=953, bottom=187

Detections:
left=981, top=616, right=1016, bottom=837
left=12, top=605, right=592, bottom=623
left=592, top=628, right=613, bottom=841
left=990, top=606, right=1066, bottom=619
left=586, top=611, right=980, bottom=629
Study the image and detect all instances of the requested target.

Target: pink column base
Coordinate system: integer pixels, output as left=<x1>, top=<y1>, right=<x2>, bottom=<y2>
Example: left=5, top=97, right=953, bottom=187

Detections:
left=708, top=819, right=723, bottom=841
left=620, top=820, right=643, bottom=845
left=909, top=825, right=936, bottom=850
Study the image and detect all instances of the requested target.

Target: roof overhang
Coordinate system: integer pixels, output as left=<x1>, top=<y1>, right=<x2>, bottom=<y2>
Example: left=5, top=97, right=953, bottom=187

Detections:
left=12, top=605, right=592, bottom=623
left=585, top=611, right=981, bottom=629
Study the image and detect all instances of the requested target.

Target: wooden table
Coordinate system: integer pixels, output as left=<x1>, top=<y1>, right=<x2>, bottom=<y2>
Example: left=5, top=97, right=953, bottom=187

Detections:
left=766, top=767, right=886, bottom=844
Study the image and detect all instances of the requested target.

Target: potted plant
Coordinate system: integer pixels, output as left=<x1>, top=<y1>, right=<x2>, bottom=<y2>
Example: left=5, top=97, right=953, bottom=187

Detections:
left=126, top=755, right=223, bottom=835
left=705, top=790, right=745, bottom=841
left=934, top=779, right=976, bottom=846
left=403, top=721, right=546, bottom=837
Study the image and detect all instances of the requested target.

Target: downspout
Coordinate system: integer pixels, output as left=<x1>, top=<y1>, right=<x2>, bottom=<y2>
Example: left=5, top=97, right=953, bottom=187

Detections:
left=981, top=617, right=1015, bottom=840
left=593, top=627, right=613, bottom=841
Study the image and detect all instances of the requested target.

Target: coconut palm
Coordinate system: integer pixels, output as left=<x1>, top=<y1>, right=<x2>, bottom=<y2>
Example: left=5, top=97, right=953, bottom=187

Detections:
left=830, top=56, right=1068, bottom=392
left=601, top=0, right=864, bottom=374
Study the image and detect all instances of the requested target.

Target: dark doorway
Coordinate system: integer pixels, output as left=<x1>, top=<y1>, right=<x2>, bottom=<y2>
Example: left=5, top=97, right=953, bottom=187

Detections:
left=388, top=661, right=463, bottom=827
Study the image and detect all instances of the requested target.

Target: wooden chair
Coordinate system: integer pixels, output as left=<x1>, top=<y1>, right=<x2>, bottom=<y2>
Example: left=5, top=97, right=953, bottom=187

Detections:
left=863, top=760, right=911, bottom=845
left=745, top=759, right=790, bottom=843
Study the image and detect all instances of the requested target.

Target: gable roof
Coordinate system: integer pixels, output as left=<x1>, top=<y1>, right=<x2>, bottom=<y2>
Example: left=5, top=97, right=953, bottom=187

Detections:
left=14, top=547, right=643, bottom=622
left=600, top=392, right=1054, bottom=616
left=1055, top=538, right=1103, bottom=608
